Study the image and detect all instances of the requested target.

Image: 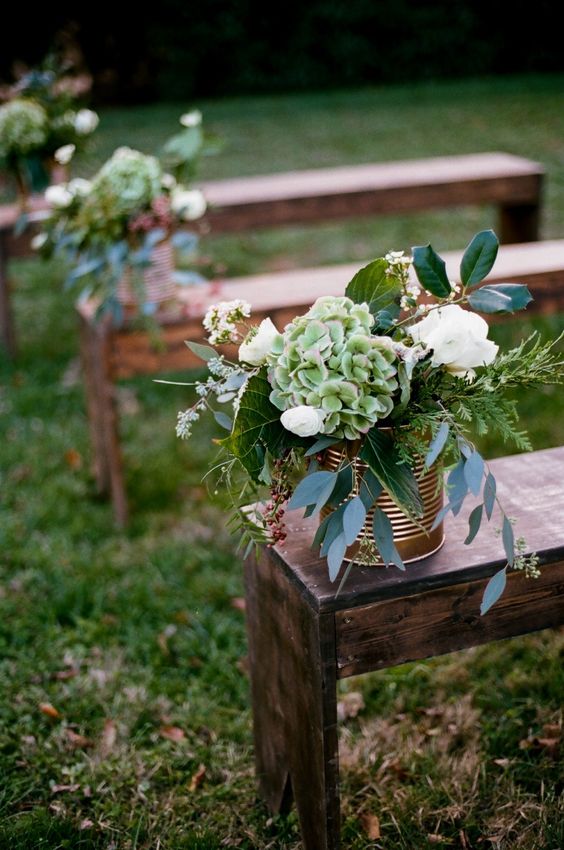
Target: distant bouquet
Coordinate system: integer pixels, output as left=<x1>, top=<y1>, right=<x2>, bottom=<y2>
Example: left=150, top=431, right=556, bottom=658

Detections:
left=173, top=231, right=564, bottom=615
left=38, top=111, right=209, bottom=320
left=0, top=55, right=98, bottom=199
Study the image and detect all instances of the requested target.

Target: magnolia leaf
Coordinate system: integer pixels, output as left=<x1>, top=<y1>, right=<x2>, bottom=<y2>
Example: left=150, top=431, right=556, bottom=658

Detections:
left=287, top=470, right=337, bottom=513
left=345, top=258, right=402, bottom=317
left=425, top=422, right=450, bottom=468
left=464, top=451, right=485, bottom=497
left=412, top=243, right=452, bottom=297
left=342, top=497, right=367, bottom=545
left=480, top=567, right=507, bottom=615
left=372, top=508, right=405, bottom=570
left=360, top=428, right=423, bottom=518
left=327, top=532, right=347, bottom=581
left=185, top=341, right=218, bottom=362
left=468, top=283, right=532, bottom=314
left=464, top=504, right=483, bottom=545
left=460, top=229, right=499, bottom=287
left=502, top=515, right=515, bottom=567
left=483, top=472, right=497, bottom=520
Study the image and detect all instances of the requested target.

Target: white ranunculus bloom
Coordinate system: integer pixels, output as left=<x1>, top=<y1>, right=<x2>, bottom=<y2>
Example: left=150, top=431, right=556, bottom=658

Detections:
left=238, top=319, right=281, bottom=366
left=180, top=109, right=202, bottom=128
left=68, top=177, right=92, bottom=196
left=74, top=109, right=99, bottom=135
left=54, top=143, right=75, bottom=165
left=171, top=188, right=207, bottom=220
left=45, top=183, right=73, bottom=208
left=280, top=405, right=326, bottom=437
left=409, top=303, right=498, bottom=380
left=31, top=232, right=47, bottom=250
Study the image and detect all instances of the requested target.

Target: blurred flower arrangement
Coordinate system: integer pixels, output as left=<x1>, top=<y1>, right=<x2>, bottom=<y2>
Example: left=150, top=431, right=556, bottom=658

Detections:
left=0, top=54, right=98, bottom=201
left=38, top=110, right=209, bottom=320
left=173, top=230, right=564, bottom=615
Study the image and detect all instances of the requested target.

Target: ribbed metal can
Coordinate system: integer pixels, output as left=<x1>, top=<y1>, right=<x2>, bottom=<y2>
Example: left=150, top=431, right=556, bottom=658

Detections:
left=117, top=239, right=176, bottom=307
left=321, top=443, right=445, bottom=565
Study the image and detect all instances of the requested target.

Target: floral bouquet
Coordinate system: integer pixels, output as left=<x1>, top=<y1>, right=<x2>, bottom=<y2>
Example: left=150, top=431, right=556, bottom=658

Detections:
left=0, top=56, right=98, bottom=201
left=174, top=231, right=564, bottom=614
left=38, top=111, right=208, bottom=320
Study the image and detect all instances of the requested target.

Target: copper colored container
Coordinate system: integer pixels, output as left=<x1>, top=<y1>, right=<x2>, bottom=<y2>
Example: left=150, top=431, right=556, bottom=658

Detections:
left=321, top=443, right=445, bottom=565
left=117, top=238, right=176, bottom=307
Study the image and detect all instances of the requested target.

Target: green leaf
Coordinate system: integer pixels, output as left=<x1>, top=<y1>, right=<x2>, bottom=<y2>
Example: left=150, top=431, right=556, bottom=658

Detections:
left=185, top=341, right=218, bottom=362
left=327, top=464, right=355, bottom=507
left=460, top=229, right=499, bottom=287
left=345, top=258, right=402, bottom=316
left=360, top=428, right=423, bottom=518
left=480, top=567, right=507, bottom=615
left=431, top=501, right=452, bottom=531
left=467, top=283, right=533, bottom=314
left=213, top=411, right=232, bottom=431
left=502, top=516, right=515, bottom=567
left=359, top=469, right=383, bottom=510
left=464, top=451, right=485, bottom=497
left=320, top=506, right=346, bottom=556
left=287, top=471, right=337, bottom=513
left=483, top=472, right=497, bottom=520
left=304, top=436, right=341, bottom=457
left=342, top=497, right=367, bottom=545
left=425, top=422, right=449, bottom=468
left=412, top=243, right=452, bottom=298
left=447, top=459, right=468, bottom=516
left=464, top=504, right=483, bottom=545
left=372, top=508, right=405, bottom=570
left=327, top=533, right=347, bottom=581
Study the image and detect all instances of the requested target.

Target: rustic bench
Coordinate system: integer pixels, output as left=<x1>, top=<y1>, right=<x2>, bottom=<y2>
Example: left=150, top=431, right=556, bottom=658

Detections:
left=243, top=445, right=564, bottom=850
left=1, top=152, right=544, bottom=355
left=77, top=238, right=564, bottom=525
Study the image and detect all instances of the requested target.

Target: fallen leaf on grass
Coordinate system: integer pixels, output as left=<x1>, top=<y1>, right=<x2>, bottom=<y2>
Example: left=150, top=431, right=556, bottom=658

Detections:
left=337, top=692, right=365, bottom=722
left=427, top=835, right=453, bottom=844
left=492, top=758, right=511, bottom=768
left=51, top=783, right=80, bottom=794
left=519, top=735, right=560, bottom=755
left=100, top=719, right=117, bottom=757
left=360, top=812, right=380, bottom=839
left=159, top=725, right=186, bottom=742
left=53, top=666, right=79, bottom=681
left=65, top=729, right=93, bottom=749
left=188, top=763, right=206, bottom=792
left=39, top=702, right=61, bottom=719
left=80, top=819, right=94, bottom=830
left=64, top=448, right=83, bottom=470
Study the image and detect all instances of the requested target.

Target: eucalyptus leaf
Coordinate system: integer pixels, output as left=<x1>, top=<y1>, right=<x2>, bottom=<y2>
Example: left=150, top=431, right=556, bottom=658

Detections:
left=425, top=422, right=449, bottom=468
left=342, top=497, right=367, bottom=546
left=327, top=464, right=355, bottom=508
left=464, top=504, right=483, bottom=545
left=483, top=472, right=497, bottom=520
left=320, top=505, right=346, bottom=556
left=412, top=243, right=452, bottom=298
left=327, top=533, right=347, bottom=581
left=213, top=411, right=232, bottom=431
left=468, top=283, right=532, bottom=314
left=287, top=471, right=337, bottom=512
left=359, top=469, right=383, bottom=510
left=502, top=516, right=515, bottom=567
left=447, top=459, right=468, bottom=515
left=372, top=508, right=405, bottom=570
left=480, top=567, right=507, bottom=616
left=186, top=341, right=218, bottom=362
left=360, top=428, right=423, bottom=518
left=464, top=451, right=485, bottom=497
left=304, top=435, right=341, bottom=457
left=460, top=229, right=499, bottom=287
left=431, top=500, right=452, bottom=531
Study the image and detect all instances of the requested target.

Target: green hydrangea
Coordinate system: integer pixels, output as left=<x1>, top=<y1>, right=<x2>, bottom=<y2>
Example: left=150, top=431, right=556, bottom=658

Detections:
left=0, top=99, right=48, bottom=157
left=90, top=147, right=162, bottom=216
left=267, top=296, right=399, bottom=440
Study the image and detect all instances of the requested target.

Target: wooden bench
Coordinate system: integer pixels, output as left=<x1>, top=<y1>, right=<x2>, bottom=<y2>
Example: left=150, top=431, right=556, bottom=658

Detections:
left=1, top=152, right=544, bottom=355
left=243, top=446, right=564, bottom=850
left=77, top=238, right=564, bottom=525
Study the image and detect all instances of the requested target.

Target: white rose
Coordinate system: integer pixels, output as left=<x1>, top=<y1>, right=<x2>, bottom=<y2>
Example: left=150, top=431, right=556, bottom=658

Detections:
left=45, top=183, right=73, bottom=208
left=180, top=109, right=202, bottom=127
left=409, top=303, right=498, bottom=379
left=280, top=405, right=326, bottom=437
left=68, top=177, right=92, bottom=196
left=31, top=232, right=47, bottom=250
left=74, top=109, right=99, bottom=135
left=54, top=144, right=75, bottom=165
left=238, top=318, right=280, bottom=366
left=171, top=188, right=207, bottom=220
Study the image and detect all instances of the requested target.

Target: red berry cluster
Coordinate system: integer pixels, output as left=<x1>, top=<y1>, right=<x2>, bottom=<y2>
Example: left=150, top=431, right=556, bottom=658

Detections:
left=128, top=195, right=174, bottom=233
left=264, top=457, right=292, bottom=547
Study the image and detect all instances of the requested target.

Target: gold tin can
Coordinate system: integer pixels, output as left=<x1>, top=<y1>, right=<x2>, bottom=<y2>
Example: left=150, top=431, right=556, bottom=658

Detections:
left=321, top=443, right=445, bottom=565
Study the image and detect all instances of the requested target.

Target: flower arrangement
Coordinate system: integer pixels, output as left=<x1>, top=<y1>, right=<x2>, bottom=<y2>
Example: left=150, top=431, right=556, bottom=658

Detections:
left=38, top=111, right=208, bottom=320
left=0, top=56, right=98, bottom=199
left=173, top=231, right=564, bottom=614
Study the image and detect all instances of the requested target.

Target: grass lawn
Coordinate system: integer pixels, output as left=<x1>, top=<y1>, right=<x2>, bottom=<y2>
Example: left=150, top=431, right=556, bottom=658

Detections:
left=1, top=74, right=563, bottom=849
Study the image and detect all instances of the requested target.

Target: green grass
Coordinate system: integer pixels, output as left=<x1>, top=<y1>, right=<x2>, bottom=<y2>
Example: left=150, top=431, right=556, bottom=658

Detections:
left=1, top=74, right=564, bottom=848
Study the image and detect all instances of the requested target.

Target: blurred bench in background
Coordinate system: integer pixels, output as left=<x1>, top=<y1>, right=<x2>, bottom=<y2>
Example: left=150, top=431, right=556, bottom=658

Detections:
left=78, top=237, right=564, bottom=525
left=1, top=152, right=544, bottom=355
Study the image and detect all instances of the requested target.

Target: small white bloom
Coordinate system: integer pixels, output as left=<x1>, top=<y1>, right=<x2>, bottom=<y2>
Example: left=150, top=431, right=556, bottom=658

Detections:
left=280, top=405, right=326, bottom=437
left=45, top=183, right=73, bottom=208
left=54, top=144, right=75, bottom=165
left=203, top=299, right=251, bottom=344
left=68, top=177, right=92, bottom=196
left=171, top=187, right=207, bottom=221
left=180, top=109, right=202, bottom=128
left=408, top=303, right=498, bottom=379
left=31, top=232, right=47, bottom=250
left=74, top=109, right=99, bottom=135
left=161, top=172, right=176, bottom=190
left=238, top=318, right=281, bottom=366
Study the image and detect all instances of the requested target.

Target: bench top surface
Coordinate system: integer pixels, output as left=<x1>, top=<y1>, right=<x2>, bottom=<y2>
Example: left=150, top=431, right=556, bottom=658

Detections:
left=267, top=446, right=564, bottom=613
left=200, top=152, right=544, bottom=206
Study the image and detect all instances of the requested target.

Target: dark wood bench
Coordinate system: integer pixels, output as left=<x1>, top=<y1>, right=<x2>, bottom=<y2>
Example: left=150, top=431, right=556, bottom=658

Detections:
left=243, top=445, right=564, bottom=850
left=1, top=152, right=544, bottom=355
left=77, top=238, right=564, bottom=525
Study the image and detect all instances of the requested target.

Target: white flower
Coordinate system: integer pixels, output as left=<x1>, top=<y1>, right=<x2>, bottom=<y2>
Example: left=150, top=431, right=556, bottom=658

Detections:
left=54, top=144, right=75, bottom=165
left=408, top=303, right=498, bottom=379
left=67, top=177, right=92, bottom=196
left=203, top=299, right=251, bottom=345
left=45, top=183, right=73, bottom=209
left=171, top=187, right=207, bottom=221
left=161, top=172, right=176, bottom=190
left=238, top=318, right=280, bottom=366
left=74, top=109, right=99, bottom=135
left=280, top=406, right=326, bottom=438
left=31, top=232, right=47, bottom=250
left=180, top=110, right=202, bottom=128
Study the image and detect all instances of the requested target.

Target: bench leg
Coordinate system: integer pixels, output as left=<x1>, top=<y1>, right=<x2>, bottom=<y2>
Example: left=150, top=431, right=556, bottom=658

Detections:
left=244, top=551, right=340, bottom=850
left=78, top=312, right=129, bottom=527
left=0, top=233, right=16, bottom=357
left=499, top=202, right=541, bottom=243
